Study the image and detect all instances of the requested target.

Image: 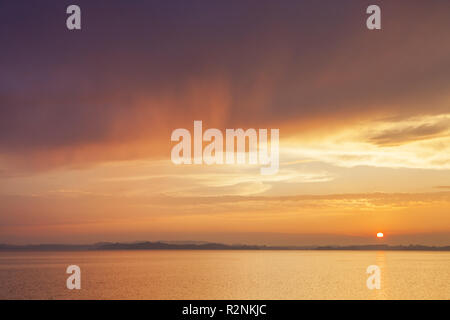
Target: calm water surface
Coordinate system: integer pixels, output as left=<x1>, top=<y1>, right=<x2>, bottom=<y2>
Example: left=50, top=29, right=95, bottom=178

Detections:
left=0, top=250, right=449, bottom=299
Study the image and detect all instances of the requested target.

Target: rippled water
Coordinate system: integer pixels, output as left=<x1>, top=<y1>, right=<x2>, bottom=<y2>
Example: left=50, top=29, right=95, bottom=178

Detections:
left=0, top=250, right=448, bottom=299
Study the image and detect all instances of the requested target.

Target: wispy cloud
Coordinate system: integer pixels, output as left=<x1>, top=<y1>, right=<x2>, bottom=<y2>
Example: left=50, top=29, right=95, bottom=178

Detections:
left=284, top=114, right=450, bottom=170
left=367, top=115, right=450, bottom=146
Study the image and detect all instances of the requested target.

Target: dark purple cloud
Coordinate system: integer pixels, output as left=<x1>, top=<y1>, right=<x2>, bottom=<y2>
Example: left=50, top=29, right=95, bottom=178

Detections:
left=1, top=0, right=449, bottom=167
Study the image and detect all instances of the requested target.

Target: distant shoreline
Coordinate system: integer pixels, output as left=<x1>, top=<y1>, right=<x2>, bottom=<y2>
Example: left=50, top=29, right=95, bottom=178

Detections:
left=1, top=242, right=449, bottom=251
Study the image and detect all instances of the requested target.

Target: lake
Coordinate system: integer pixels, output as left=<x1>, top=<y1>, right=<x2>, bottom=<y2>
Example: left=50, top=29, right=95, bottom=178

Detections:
left=0, top=250, right=448, bottom=299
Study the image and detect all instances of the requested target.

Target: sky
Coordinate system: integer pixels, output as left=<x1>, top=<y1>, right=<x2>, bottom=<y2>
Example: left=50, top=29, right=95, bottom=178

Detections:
left=0, top=0, right=449, bottom=245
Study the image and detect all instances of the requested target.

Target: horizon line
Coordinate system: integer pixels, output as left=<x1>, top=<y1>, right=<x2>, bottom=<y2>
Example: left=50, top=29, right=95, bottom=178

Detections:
left=1, top=241, right=449, bottom=252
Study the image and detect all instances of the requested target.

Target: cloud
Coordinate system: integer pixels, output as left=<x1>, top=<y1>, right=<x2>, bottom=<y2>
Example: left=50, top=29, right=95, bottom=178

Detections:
left=145, top=191, right=450, bottom=210
left=1, top=1, right=450, bottom=172
left=283, top=113, right=450, bottom=170
left=367, top=116, right=450, bottom=146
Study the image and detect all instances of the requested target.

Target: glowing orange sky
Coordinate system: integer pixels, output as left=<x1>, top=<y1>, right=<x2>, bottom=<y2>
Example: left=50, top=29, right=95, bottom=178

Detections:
left=0, top=1, right=449, bottom=245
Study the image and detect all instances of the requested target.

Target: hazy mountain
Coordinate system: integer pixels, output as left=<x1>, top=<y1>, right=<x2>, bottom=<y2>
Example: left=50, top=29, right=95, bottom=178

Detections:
left=0, top=242, right=448, bottom=251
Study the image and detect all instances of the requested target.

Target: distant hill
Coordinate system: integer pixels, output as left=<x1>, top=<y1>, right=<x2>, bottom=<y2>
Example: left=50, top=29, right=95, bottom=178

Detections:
left=94, top=241, right=262, bottom=250
left=0, top=242, right=449, bottom=251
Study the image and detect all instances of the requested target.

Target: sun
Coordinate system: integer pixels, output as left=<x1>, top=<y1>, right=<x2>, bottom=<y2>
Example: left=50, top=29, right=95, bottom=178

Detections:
left=377, top=232, right=384, bottom=238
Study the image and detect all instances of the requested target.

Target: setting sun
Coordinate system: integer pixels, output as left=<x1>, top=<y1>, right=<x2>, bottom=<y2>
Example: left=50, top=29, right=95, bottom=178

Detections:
left=377, top=232, right=384, bottom=238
